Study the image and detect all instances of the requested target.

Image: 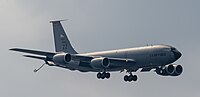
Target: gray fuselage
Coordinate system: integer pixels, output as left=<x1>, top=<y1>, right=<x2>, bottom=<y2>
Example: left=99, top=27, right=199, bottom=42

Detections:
left=60, top=45, right=180, bottom=72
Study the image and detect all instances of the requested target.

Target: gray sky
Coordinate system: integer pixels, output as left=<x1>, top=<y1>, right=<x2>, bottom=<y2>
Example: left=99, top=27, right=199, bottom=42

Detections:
left=1, top=0, right=200, bottom=97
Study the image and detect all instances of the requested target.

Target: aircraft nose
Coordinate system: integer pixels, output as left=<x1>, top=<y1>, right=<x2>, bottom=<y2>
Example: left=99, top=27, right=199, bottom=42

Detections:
left=173, top=50, right=182, bottom=60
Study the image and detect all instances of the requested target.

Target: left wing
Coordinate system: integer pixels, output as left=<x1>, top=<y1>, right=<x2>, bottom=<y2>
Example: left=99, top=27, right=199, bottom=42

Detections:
left=10, top=48, right=56, bottom=58
left=10, top=48, right=136, bottom=68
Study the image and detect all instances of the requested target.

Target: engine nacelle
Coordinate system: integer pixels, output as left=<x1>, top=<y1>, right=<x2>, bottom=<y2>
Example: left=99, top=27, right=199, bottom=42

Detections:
left=166, top=65, right=175, bottom=75
left=90, top=57, right=110, bottom=69
left=53, top=53, right=71, bottom=64
left=171, top=65, right=183, bottom=76
left=155, top=66, right=168, bottom=76
left=156, top=65, right=183, bottom=76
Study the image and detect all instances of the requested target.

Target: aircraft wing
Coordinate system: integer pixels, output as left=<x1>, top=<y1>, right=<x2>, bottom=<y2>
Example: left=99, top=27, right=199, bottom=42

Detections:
left=10, top=48, right=136, bottom=67
left=10, top=48, right=56, bottom=56
left=140, top=67, right=154, bottom=72
left=23, top=55, right=46, bottom=60
left=10, top=48, right=56, bottom=58
left=109, top=58, right=135, bottom=64
left=73, top=54, right=135, bottom=64
left=71, top=54, right=94, bottom=62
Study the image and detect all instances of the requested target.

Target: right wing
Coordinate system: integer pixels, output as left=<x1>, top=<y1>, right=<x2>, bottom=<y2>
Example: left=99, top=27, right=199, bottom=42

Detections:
left=72, top=54, right=136, bottom=64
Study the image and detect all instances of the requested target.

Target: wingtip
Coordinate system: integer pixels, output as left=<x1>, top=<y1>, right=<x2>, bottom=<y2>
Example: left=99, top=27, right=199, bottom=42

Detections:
left=9, top=48, right=19, bottom=51
left=23, top=55, right=28, bottom=57
left=9, top=48, right=16, bottom=51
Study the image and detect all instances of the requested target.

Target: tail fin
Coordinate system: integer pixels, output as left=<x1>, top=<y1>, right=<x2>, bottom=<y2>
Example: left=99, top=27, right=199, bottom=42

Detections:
left=50, top=20, right=78, bottom=54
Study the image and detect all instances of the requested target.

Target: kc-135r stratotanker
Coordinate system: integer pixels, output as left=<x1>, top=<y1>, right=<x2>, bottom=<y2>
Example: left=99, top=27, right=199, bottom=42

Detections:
left=10, top=20, right=183, bottom=82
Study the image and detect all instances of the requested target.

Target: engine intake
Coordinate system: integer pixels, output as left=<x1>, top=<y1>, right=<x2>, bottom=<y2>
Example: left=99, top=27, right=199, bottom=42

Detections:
left=90, top=57, right=110, bottom=69
left=156, top=65, right=183, bottom=76
left=171, top=65, right=183, bottom=76
left=53, top=53, right=72, bottom=64
left=166, top=65, right=175, bottom=74
left=64, top=54, right=71, bottom=62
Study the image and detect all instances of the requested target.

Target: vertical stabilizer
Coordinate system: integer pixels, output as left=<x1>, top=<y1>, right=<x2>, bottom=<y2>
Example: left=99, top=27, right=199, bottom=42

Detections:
left=50, top=20, right=78, bottom=54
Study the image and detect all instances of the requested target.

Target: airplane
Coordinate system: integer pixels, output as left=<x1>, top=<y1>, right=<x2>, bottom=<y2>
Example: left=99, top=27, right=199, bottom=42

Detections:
left=10, top=20, right=183, bottom=82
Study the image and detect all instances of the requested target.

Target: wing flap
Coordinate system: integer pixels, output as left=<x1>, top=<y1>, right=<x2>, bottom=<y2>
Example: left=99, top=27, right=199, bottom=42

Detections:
left=23, top=55, right=46, bottom=60
left=72, top=55, right=136, bottom=67
left=71, top=54, right=93, bottom=62
left=109, top=58, right=135, bottom=64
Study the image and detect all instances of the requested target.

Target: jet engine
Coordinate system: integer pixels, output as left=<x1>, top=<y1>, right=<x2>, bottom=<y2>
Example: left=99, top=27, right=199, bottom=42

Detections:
left=166, top=65, right=175, bottom=75
left=90, top=57, right=110, bottom=69
left=156, top=65, right=183, bottom=76
left=53, top=53, right=72, bottom=64
left=171, top=65, right=183, bottom=76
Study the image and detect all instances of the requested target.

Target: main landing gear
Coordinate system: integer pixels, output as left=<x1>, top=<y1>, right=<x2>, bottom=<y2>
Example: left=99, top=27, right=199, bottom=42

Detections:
left=124, top=73, right=137, bottom=82
left=97, top=72, right=110, bottom=79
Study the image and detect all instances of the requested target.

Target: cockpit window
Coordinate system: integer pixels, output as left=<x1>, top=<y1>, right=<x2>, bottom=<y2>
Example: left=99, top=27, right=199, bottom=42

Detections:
left=171, top=47, right=176, bottom=51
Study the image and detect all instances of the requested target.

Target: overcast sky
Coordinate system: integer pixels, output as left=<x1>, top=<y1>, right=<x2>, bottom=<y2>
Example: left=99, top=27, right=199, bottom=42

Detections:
left=1, top=0, right=200, bottom=97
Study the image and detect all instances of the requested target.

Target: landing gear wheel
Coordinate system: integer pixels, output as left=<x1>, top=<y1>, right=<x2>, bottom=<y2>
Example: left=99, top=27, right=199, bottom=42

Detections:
left=105, top=73, right=110, bottom=79
left=124, top=75, right=128, bottom=81
left=97, top=72, right=101, bottom=79
left=101, top=73, right=106, bottom=79
left=128, top=75, right=133, bottom=82
left=124, top=74, right=138, bottom=82
left=97, top=72, right=111, bottom=79
left=132, top=75, right=137, bottom=81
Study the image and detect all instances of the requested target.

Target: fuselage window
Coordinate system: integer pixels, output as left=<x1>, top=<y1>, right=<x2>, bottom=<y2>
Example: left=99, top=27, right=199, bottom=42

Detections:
left=150, top=53, right=166, bottom=57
